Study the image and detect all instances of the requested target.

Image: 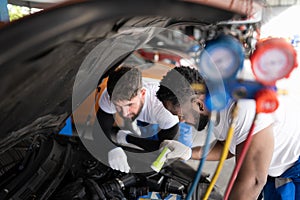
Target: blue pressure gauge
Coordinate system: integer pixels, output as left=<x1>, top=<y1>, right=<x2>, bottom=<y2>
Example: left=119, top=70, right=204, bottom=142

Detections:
left=198, top=34, right=245, bottom=111
left=198, top=34, right=245, bottom=81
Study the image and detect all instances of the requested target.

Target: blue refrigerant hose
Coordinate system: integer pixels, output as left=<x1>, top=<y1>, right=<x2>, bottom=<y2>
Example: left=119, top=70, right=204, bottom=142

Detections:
left=186, top=111, right=217, bottom=200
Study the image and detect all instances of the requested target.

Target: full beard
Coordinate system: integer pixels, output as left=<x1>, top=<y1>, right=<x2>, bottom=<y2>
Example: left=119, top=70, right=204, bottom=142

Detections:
left=129, top=102, right=144, bottom=122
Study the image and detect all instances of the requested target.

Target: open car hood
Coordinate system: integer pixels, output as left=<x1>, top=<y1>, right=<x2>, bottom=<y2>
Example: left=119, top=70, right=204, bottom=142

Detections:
left=0, top=0, right=258, bottom=151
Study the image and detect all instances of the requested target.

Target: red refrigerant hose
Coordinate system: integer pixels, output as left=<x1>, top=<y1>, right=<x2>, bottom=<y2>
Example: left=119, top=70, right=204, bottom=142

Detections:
left=224, top=89, right=279, bottom=200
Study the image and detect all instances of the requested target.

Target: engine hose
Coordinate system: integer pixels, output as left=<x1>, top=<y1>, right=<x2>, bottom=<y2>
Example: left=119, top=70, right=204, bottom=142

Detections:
left=223, top=113, right=257, bottom=200
left=186, top=111, right=217, bottom=200
left=86, top=179, right=107, bottom=200
left=203, top=102, right=238, bottom=200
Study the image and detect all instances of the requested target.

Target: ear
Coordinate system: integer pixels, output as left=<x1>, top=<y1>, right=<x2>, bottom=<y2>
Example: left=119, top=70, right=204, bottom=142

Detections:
left=191, top=98, right=202, bottom=113
left=140, top=88, right=146, bottom=99
left=191, top=94, right=206, bottom=113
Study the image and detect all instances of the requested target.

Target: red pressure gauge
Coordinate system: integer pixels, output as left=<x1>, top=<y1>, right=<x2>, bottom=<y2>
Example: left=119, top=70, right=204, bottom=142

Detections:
left=250, top=38, right=298, bottom=86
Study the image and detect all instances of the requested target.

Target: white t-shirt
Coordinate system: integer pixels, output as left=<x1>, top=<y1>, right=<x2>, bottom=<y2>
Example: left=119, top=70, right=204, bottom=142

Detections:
left=213, top=97, right=300, bottom=176
left=99, top=81, right=179, bottom=130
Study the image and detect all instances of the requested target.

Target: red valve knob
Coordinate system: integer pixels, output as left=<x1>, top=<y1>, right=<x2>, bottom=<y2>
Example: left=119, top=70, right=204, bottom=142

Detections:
left=255, top=89, right=279, bottom=113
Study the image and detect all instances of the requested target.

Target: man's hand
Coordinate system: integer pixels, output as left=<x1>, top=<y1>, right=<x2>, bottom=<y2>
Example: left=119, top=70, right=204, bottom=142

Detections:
left=116, top=130, right=143, bottom=150
left=108, top=147, right=130, bottom=173
left=160, top=140, right=192, bottom=161
left=116, top=130, right=132, bottom=145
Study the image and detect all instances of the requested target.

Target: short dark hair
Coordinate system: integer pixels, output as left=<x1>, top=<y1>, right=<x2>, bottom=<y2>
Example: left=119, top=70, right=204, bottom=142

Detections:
left=156, top=66, right=206, bottom=106
left=107, top=66, right=142, bottom=102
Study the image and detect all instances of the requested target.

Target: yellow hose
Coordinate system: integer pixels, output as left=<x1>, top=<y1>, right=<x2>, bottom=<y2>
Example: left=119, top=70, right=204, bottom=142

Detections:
left=202, top=103, right=238, bottom=200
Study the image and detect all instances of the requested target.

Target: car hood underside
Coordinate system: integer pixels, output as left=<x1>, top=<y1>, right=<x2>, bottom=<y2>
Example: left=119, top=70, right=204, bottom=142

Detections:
left=0, top=0, right=245, bottom=149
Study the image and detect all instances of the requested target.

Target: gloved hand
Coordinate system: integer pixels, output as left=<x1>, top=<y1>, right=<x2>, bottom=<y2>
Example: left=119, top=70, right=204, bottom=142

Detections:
left=116, top=130, right=144, bottom=150
left=160, top=140, right=192, bottom=161
left=108, top=147, right=130, bottom=173
left=116, top=130, right=132, bottom=145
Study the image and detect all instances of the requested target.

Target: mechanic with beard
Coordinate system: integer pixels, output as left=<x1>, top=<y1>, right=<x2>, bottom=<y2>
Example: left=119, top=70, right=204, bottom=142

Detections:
left=97, top=66, right=179, bottom=173
left=156, top=66, right=300, bottom=200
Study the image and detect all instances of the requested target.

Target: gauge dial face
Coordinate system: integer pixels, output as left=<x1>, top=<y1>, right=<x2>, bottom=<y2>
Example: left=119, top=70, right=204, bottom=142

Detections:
left=252, top=48, right=290, bottom=83
left=251, top=37, right=298, bottom=86
left=210, top=47, right=236, bottom=78
left=200, top=47, right=238, bottom=80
